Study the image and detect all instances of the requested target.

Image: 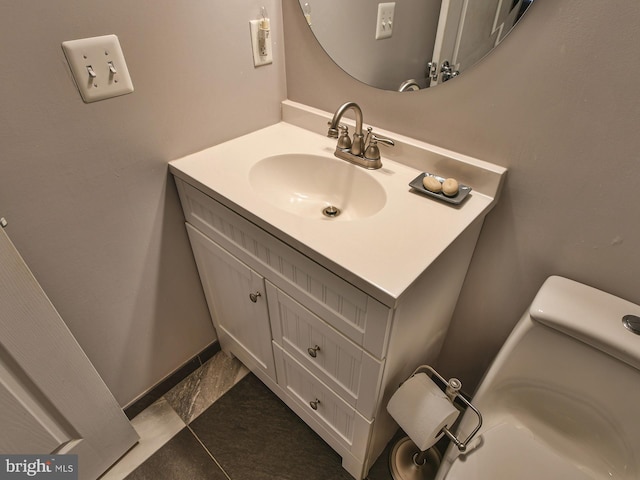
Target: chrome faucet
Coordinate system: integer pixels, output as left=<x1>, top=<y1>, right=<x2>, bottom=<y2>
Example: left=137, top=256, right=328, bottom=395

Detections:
left=327, top=101, right=394, bottom=169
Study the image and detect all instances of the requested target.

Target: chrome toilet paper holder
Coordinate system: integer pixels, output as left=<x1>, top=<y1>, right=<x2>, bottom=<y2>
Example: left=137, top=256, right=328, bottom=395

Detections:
left=410, top=365, right=482, bottom=453
left=386, top=365, right=484, bottom=480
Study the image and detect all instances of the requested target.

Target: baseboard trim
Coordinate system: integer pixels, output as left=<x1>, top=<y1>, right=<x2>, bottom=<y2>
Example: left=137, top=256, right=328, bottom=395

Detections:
left=123, top=341, right=220, bottom=420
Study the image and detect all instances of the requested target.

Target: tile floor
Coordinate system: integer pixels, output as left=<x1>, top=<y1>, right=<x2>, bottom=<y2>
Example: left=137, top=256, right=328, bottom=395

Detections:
left=99, top=352, right=396, bottom=480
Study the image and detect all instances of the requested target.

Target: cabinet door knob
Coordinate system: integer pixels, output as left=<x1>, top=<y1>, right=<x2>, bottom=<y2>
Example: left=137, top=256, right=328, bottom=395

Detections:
left=249, top=291, right=262, bottom=303
left=307, top=345, right=321, bottom=358
left=309, top=398, right=320, bottom=410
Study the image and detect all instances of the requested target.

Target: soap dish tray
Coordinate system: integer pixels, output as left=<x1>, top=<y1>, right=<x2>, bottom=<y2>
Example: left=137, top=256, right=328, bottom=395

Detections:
left=409, top=173, right=472, bottom=205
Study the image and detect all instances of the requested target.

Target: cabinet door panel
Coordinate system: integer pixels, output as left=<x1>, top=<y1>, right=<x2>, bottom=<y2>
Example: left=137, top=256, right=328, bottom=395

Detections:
left=186, top=224, right=275, bottom=380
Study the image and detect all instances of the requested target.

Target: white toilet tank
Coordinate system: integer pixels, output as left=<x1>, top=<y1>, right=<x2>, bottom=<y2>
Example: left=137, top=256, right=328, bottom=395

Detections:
left=436, top=276, right=640, bottom=480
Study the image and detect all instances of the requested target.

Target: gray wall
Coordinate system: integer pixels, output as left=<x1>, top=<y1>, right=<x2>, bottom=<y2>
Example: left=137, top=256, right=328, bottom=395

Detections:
left=283, top=0, right=640, bottom=388
left=0, top=0, right=286, bottom=406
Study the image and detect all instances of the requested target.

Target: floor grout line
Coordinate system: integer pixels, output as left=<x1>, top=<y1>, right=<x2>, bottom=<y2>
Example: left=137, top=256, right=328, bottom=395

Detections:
left=186, top=425, right=233, bottom=480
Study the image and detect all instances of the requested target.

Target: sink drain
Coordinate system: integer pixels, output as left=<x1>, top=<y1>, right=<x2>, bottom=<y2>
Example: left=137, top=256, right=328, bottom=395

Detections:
left=322, top=206, right=341, bottom=218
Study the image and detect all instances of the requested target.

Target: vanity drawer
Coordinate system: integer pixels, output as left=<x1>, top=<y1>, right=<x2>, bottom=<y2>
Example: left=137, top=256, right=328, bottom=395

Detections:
left=273, top=343, right=371, bottom=460
left=267, top=282, right=382, bottom=420
left=176, top=179, right=391, bottom=358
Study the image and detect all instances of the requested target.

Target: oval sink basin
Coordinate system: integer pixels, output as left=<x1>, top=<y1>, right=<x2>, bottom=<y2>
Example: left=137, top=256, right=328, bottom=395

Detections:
left=249, top=154, right=386, bottom=220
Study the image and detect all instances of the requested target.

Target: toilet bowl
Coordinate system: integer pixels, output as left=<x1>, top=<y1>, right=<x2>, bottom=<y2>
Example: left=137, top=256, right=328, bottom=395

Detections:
left=435, top=276, right=640, bottom=480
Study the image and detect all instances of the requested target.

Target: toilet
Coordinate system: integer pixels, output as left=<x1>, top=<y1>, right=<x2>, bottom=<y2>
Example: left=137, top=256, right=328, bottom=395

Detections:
left=434, top=276, right=640, bottom=480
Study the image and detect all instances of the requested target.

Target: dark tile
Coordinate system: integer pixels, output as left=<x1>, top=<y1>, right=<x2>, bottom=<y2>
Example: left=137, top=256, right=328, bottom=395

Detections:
left=190, top=374, right=353, bottom=480
left=125, top=428, right=228, bottom=480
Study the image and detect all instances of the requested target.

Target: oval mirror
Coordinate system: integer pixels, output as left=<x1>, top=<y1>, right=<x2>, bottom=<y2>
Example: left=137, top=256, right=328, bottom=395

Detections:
left=298, top=0, right=534, bottom=91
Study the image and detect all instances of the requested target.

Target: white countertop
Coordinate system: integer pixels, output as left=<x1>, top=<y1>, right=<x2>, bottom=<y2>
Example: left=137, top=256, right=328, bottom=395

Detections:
left=169, top=105, right=506, bottom=306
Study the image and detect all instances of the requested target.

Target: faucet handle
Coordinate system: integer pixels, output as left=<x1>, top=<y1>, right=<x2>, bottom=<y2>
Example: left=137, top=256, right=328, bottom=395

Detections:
left=371, top=134, right=395, bottom=147
left=337, top=125, right=352, bottom=150
left=327, top=121, right=350, bottom=139
left=364, top=133, right=395, bottom=161
left=364, top=127, right=395, bottom=149
left=327, top=120, right=339, bottom=138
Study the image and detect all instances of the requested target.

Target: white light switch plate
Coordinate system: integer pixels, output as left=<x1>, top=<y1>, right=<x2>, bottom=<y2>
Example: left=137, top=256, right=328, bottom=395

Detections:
left=62, top=34, right=134, bottom=103
left=375, top=2, right=396, bottom=40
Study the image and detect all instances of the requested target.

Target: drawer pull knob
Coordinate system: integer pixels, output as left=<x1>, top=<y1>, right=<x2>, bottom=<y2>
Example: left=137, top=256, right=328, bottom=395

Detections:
left=309, top=398, right=320, bottom=410
left=249, top=292, right=262, bottom=303
left=307, top=345, right=321, bottom=358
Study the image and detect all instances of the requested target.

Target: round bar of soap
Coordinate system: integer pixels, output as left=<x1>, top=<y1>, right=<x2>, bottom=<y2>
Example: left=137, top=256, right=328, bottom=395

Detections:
left=442, top=178, right=459, bottom=196
left=422, top=175, right=442, bottom=193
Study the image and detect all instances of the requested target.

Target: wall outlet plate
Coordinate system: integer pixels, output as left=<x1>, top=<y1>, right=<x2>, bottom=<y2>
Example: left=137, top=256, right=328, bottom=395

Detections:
left=249, top=20, right=273, bottom=67
left=375, top=2, right=396, bottom=40
left=62, top=34, right=134, bottom=103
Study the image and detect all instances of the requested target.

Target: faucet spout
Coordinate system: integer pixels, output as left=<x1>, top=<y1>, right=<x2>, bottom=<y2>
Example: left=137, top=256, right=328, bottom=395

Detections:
left=327, top=102, right=364, bottom=155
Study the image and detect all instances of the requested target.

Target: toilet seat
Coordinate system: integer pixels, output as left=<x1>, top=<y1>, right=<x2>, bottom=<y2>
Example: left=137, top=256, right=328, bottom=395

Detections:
left=444, top=423, right=596, bottom=480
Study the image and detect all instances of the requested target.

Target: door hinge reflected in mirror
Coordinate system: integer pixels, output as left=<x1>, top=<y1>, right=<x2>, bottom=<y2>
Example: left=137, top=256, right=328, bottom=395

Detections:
left=426, top=60, right=460, bottom=84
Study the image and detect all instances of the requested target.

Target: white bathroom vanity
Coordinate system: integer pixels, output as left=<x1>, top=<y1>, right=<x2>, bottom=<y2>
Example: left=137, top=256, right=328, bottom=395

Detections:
left=169, top=101, right=506, bottom=479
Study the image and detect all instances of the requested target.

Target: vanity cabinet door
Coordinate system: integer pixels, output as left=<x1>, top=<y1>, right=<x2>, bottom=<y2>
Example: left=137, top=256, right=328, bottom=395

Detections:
left=186, top=223, right=276, bottom=381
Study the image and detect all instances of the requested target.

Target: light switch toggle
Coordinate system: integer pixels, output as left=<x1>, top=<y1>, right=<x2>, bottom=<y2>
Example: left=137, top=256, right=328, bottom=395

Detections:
left=86, top=65, right=97, bottom=78
left=108, top=61, right=117, bottom=74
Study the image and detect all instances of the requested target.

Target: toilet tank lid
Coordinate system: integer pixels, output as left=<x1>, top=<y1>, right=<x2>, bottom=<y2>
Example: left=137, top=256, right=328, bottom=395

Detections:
left=530, top=276, right=640, bottom=372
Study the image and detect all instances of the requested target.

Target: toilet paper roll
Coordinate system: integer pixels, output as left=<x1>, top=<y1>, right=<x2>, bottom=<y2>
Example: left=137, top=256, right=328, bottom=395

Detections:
left=387, top=373, right=460, bottom=451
